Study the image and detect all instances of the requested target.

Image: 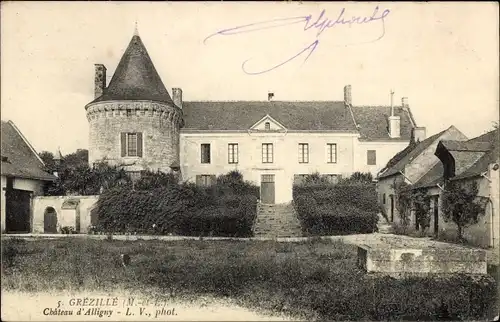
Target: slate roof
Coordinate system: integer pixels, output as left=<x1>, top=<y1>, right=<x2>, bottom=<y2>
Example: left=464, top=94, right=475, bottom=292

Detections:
left=451, top=129, right=499, bottom=181
left=411, top=128, right=499, bottom=187
left=88, top=34, right=173, bottom=105
left=1, top=120, right=57, bottom=181
left=351, top=106, right=414, bottom=141
left=411, top=163, right=443, bottom=189
left=439, top=140, right=492, bottom=152
left=377, top=127, right=450, bottom=179
left=181, top=101, right=358, bottom=131
left=181, top=101, right=416, bottom=136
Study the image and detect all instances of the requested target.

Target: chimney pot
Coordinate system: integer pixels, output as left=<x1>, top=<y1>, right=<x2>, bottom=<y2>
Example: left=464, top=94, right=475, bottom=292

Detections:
left=344, top=85, right=352, bottom=106
left=172, top=88, right=183, bottom=109
left=94, top=64, right=107, bottom=99
left=402, top=97, right=409, bottom=108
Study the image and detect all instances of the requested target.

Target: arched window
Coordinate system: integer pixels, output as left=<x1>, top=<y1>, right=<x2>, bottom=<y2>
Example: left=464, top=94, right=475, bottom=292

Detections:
left=265, top=122, right=271, bottom=131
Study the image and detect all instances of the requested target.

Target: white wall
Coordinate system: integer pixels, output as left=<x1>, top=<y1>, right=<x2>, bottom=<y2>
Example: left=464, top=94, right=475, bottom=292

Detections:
left=355, top=141, right=409, bottom=176
left=32, top=195, right=99, bottom=234
left=181, top=131, right=409, bottom=203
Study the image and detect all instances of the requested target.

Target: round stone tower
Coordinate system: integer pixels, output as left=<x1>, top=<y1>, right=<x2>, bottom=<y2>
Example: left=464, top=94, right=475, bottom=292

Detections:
left=85, top=29, right=182, bottom=173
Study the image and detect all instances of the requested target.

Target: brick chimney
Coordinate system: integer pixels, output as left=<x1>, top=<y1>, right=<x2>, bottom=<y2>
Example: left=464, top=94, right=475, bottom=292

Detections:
left=94, top=64, right=107, bottom=99
left=344, top=85, right=352, bottom=106
left=268, top=92, right=274, bottom=101
left=172, top=88, right=183, bottom=109
left=389, top=90, right=400, bottom=138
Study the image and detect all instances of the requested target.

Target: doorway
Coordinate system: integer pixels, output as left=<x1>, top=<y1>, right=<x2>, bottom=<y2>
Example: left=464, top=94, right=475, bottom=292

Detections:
left=260, top=174, right=275, bottom=204
left=5, top=189, right=32, bottom=233
left=433, top=196, right=439, bottom=236
left=44, top=207, right=58, bottom=233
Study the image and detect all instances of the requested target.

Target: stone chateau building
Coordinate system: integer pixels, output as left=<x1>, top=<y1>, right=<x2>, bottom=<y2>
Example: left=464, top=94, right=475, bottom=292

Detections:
left=85, top=29, right=427, bottom=204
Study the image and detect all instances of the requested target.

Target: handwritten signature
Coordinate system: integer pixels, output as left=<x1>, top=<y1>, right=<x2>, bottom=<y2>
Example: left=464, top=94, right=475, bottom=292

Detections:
left=204, top=7, right=391, bottom=75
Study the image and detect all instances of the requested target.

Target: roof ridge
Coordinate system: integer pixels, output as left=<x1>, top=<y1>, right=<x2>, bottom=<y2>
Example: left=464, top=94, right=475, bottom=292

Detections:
left=6, top=120, right=45, bottom=166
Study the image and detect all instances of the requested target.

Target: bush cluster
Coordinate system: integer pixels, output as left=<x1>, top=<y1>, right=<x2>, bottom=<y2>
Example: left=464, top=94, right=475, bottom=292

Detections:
left=94, top=171, right=259, bottom=237
left=294, top=181, right=379, bottom=235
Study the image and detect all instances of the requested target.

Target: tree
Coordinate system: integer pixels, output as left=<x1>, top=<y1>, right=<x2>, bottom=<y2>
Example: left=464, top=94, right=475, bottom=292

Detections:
left=39, top=151, right=56, bottom=173
left=412, top=189, right=431, bottom=231
left=44, top=161, right=131, bottom=196
left=392, top=180, right=412, bottom=231
left=441, top=180, right=487, bottom=241
left=62, top=149, right=88, bottom=170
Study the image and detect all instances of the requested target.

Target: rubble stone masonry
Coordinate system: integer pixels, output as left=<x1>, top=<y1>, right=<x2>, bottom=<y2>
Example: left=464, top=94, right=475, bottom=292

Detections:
left=86, top=100, right=181, bottom=173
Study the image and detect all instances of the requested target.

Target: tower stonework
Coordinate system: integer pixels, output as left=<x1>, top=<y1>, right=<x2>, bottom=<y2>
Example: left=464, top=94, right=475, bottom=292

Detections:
left=85, top=31, right=181, bottom=173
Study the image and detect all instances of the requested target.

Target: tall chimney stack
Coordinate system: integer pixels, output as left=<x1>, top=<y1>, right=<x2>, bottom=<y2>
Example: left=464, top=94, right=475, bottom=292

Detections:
left=389, top=90, right=400, bottom=138
left=344, top=85, right=352, bottom=106
left=172, top=88, right=183, bottom=109
left=94, top=64, right=107, bottom=99
left=402, top=97, right=409, bottom=109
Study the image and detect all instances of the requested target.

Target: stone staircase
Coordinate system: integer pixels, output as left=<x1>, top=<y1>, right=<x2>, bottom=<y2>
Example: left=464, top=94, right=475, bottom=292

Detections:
left=253, top=202, right=303, bottom=238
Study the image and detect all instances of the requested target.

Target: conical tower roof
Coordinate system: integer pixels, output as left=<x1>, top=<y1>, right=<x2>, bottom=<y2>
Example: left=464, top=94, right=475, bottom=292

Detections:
left=90, top=31, right=173, bottom=104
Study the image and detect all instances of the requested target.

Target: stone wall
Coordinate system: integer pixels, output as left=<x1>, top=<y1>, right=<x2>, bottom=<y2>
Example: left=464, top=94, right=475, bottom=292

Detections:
left=32, top=195, right=99, bottom=234
left=86, top=100, right=181, bottom=173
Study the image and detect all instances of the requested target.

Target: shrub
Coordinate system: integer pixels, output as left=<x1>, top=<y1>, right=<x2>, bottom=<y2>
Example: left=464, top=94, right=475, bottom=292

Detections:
left=294, top=182, right=379, bottom=235
left=95, top=171, right=258, bottom=237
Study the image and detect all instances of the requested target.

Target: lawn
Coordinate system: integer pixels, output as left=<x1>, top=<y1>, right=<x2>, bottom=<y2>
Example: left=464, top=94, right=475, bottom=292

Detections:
left=2, top=237, right=497, bottom=321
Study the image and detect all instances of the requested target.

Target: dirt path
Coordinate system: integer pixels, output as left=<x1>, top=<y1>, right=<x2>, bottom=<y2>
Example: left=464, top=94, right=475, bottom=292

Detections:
left=1, top=291, right=294, bottom=321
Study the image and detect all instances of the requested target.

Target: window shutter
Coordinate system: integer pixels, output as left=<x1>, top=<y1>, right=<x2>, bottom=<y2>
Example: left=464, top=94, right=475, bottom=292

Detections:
left=196, top=175, right=202, bottom=186
left=121, top=133, right=126, bottom=157
left=137, top=132, right=143, bottom=157
left=210, top=175, right=216, bottom=185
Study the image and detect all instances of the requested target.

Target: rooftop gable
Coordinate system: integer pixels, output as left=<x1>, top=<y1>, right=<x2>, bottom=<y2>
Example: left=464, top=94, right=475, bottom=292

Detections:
left=377, top=126, right=459, bottom=179
left=1, top=120, right=57, bottom=181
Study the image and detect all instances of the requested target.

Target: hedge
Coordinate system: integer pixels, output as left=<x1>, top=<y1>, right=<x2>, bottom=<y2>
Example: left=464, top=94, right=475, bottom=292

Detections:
left=94, top=172, right=259, bottom=237
left=294, top=182, right=379, bottom=235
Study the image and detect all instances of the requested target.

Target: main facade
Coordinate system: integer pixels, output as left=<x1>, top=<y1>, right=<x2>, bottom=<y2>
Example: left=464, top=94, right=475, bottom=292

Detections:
left=86, top=31, right=426, bottom=203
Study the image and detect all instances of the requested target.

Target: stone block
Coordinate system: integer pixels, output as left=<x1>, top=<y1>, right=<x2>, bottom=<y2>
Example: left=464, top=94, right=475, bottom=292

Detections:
left=357, top=245, right=487, bottom=275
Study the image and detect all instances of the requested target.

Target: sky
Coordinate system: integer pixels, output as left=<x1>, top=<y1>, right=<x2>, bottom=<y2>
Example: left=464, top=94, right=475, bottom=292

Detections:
left=1, top=2, right=499, bottom=155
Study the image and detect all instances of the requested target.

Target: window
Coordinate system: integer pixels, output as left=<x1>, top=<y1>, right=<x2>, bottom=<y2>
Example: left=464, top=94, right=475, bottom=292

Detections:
left=327, top=143, right=337, bottom=163
left=367, top=150, right=377, bottom=165
left=382, top=193, right=386, bottom=204
left=121, top=132, right=143, bottom=157
left=264, top=122, right=271, bottom=131
left=228, top=143, right=238, bottom=164
left=201, top=144, right=211, bottom=164
left=196, top=175, right=216, bottom=186
left=262, top=143, right=273, bottom=163
left=298, top=143, right=309, bottom=163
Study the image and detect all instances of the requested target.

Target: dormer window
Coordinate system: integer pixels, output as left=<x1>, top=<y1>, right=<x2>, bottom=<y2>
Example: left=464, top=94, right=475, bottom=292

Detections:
left=265, top=122, right=271, bottom=131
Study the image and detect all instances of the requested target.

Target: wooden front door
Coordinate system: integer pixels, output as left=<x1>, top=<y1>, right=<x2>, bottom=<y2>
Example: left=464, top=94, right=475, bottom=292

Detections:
left=260, top=174, right=275, bottom=204
left=6, top=189, right=32, bottom=233
left=44, top=207, right=58, bottom=233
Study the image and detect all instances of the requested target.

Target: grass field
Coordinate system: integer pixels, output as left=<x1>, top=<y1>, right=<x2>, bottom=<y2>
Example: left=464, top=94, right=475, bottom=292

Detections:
left=2, top=237, right=497, bottom=321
